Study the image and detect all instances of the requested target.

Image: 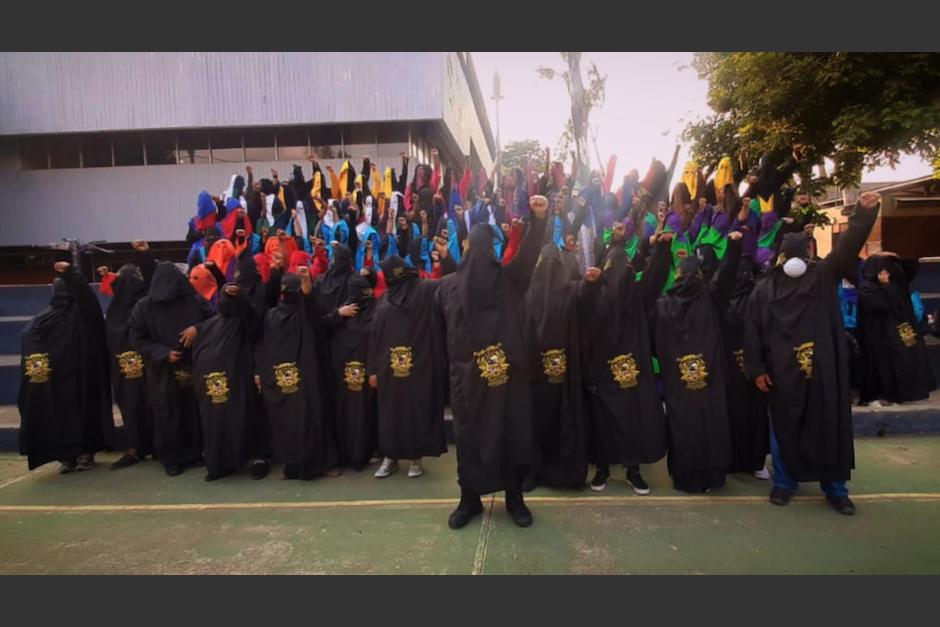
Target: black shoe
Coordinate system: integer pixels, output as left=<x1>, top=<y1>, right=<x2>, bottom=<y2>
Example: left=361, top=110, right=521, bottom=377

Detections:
left=521, top=474, right=537, bottom=493
left=58, top=459, right=78, bottom=475
left=590, top=468, right=609, bottom=492
left=826, top=495, right=856, bottom=516
left=505, top=492, right=533, bottom=528
left=250, top=460, right=270, bottom=480
left=769, top=486, right=793, bottom=506
left=626, top=470, right=651, bottom=495
left=205, top=471, right=231, bottom=482
left=447, top=495, right=484, bottom=530
left=110, top=453, right=140, bottom=471
left=165, top=465, right=184, bottom=477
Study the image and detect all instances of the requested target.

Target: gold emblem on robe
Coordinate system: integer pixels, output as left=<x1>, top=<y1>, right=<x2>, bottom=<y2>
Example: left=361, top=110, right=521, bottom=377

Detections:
left=608, top=353, right=639, bottom=389
left=117, top=351, right=144, bottom=379
left=173, top=368, right=194, bottom=386
left=203, top=372, right=229, bottom=403
left=274, top=362, right=300, bottom=394
left=344, top=361, right=366, bottom=391
left=794, top=342, right=814, bottom=378
left=541, top=349, right=567, bottom=383
left=897, top=323, right=917, bottom=348
left=474, top=343, right=510, bottom=387
left=24, top=353, right=51, bottom=383
left=677, top=354, right=708, bottom=390
left=389, top=346, right=413, bottom=378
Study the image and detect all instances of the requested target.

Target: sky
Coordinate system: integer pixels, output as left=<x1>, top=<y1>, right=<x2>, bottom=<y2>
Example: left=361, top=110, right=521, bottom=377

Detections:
left=471, top=52, right=932, bottom=184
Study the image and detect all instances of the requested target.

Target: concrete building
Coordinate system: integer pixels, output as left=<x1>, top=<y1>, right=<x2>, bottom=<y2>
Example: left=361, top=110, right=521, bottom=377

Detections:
left=0, top=52, right=496, bottom=246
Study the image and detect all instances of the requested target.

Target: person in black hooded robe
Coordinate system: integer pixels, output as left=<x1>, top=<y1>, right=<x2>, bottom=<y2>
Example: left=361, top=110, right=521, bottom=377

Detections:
left=435, top=195, right=548, bottom=530
left=192, top=284, right=261, bottom=481
left=103, top=260, right=155, bottom=470
left=858, top=253, right=936, bottom=404
left=721, top=260, right=769, bottom=477
left=586, top=233, right=673, bottom=493
left=368, top=252, right=455, bottom=479
left=652, top=231, right=743, bottom=493
left=19, top=264, right=114, bottom=472
left=744, top=192, right=882, bottom=516
left=129, top=262, right=211, bottom=476
left=256, top=271, right=338, bottom=480
left=523, top=243, right=602, bottom=491
left=329, top=273, right=379, bottom=471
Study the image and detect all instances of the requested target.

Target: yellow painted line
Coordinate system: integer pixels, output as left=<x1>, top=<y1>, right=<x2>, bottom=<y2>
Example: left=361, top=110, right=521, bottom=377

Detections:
left=471, top=495, right=496, bottom=576
left=0, top=492, right=939, bottom=513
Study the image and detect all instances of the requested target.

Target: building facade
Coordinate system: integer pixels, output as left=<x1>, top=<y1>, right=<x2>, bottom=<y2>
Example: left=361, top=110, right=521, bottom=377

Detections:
left=0, top=52, right=495, bottom=245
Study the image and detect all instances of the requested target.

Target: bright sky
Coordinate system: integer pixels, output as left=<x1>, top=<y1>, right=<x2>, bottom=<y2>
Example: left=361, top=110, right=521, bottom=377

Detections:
left=471, top=52, right=932, bottom=184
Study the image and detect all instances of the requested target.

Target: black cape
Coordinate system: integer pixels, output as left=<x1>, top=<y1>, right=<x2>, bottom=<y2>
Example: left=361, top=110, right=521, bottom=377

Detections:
left=721, top=263, right=768, bottom=473
left=105, top=263, right=153, bottom=455
left=19, top=271, right=114, bottom=469
left=744, top=202, right=880, bottom=482
left=330, top=276, right=378, bottom=469
left=586, top=241, right=671, bottom=469
left=192, top=288, right=260, bottom=477
left=858, top=255, right=935, bottom=403
left=652, top=238, right=742, bottom=492
left=435, top=217, right=547, bottom=495
left=524, top=244, right=598, bottom=488
left=369, top=256, right=449, bottom=461
left=129, top=262, right=212, bottom=469
left=255, top=279, right=338, bottom=478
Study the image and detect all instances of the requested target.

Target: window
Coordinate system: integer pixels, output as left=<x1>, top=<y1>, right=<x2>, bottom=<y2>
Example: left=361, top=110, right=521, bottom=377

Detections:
left=309, top=126, right=342, bottom=160
left=80, top=135, right=112, bottom=167
left=49, top=136, right=81, bottom=169
left=210, top=131, right=243, bottom=164
left=178, top=131, right=210, bottom=164
left=275, top=128, right=309, bottom=162
left=344, top=124, right=376, bottom=161
left=376, top=124, right=409, bottom=160
left=244, top=130, right=276, bottom=162
left=20, top=137, right=48, bottom=170
left=113, top=133, right=144, bottom=166
left=144, top=133, right=176, bottom=165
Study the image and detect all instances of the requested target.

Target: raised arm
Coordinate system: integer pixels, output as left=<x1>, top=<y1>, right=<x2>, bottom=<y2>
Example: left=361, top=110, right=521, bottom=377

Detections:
left=641, top=233, right=674, bottom=314
left=505, top=197, right=549, bottom=293
left=819, top=193, right=881, bottom=284
left=709, top=233, right=743, bottom=314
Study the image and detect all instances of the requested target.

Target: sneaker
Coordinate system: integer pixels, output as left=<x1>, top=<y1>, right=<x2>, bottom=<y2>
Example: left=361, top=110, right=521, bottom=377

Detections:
left=407, top=459, right=424, bottom=478
left=165, top=465, right=184, bottom=477
left=58, top=460, right=78, bottom=475
left=76, top=455, right=96, bottom=471
left=769, top=486, right=793, bottom=506
left=374, top=458, right=399, bottom=479
left=250, top=459, right=270, bottom=480
left=826, top=495, right=856, bottom=516
left=505, top=492, right=533, bottom=528
left=589, top=469, right=609, bottom=492
left=754, top=467, right=770, bottom=480
left=626, top=470, right=651, bottom=495
left=368, top=456, right=382, bottom=464
left=110, top=453, right=140, bottom=470
left=204, top=471, right=228, bottom=482
left=447, top=495, right=484, bottom=529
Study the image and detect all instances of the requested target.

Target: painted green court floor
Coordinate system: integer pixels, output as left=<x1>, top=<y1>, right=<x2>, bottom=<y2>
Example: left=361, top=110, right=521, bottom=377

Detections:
left=1, top=436, right=939, bottom=574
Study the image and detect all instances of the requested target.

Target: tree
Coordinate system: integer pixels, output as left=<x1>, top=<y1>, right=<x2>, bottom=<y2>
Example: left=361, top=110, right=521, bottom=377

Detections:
left=500, top=139, right=545, bottom=172
left=684, top=53, right=940, bottom=199
left=538, top=53, right=607, bottom=186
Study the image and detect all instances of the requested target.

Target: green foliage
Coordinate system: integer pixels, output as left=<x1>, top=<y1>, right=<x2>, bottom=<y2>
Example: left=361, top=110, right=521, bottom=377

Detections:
left=685, top=53, right=940, bottom=189
left=500, top=139, right=544, bottom=172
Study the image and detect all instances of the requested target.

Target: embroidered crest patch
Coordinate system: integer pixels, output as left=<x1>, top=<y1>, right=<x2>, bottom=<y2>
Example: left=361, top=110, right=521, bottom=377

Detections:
left=117, top=351, right=145, bottom=379
left=274, top=362, right=300, bottom=394
left=794, top=342, right=814, bottom=378
left=24, top=353, right=51, bottom=383
left=677, top=354, right=708, bottom=390
left=474, top=343, right=510, bottom=387
left=204, top=372, right=229, bottom=403
left=344, top=361, right=366, bottom=391
left=897, top=323, right=917, bottom=348
left=608, top=353, right=639, bottom=389
left=389, top=346, right=413, bottom=378
left=541, top=349, right=567, bottom=383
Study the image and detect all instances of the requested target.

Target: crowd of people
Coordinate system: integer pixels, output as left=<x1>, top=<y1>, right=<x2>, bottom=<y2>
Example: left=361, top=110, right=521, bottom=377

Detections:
left=17, top=146, right=937, bottom=530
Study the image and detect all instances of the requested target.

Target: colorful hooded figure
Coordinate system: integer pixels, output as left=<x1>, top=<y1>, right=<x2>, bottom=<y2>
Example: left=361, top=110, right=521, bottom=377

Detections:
left=287, top=201, right=310, bottom=251
left=223, top=174, right=246, bottom=207
left=355, top=225, right=382, bottom=271
left=714, top=157, right=735, bottom=193
left=640, top=159, right=668, bottom=203
left=189, top=264, right=219, bottom=304
left=682, top=161, right=701, bottom=201
left=193, top=191, right=217, bottom=231
left=207, top=238, right=238, bottom=281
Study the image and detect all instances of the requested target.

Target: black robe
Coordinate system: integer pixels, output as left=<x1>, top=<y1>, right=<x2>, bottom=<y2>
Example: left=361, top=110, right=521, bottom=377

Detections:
left=129, top=262, right=213, bottom=469
left=524, top=244, right=598, bottom=488
left=330, top=277, right=378, bottom=469
left=105, top=263, right=153, bottom=456
left=858, top=255, right=935, bottom=403
left=256, top=284, right=338, bottom=479
left=435, top=217, right=547, bottom=495
left=235, top=252, right=272, bottom=460
left=586, top=241, right=671, bottom=469
left=744, top=202, right=880, bottom=483
left=369, top=257, right=451, bottom=462
left=19, top=273, right=114, bottom=469
left=192, top=289, right=260, bottom=477
left=721, top=264, right=768, bottom=473
left=653, top=238, right=742, bottom=492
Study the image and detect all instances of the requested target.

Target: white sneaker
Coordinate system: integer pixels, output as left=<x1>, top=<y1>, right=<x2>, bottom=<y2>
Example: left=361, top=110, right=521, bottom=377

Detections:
left=368, top=456, right=382, bottom=464
left=407, top=459, right=424, bottom=478
left=374, top=458, right=398, bottom=479
left=754, top=467, right=770, bottom=480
